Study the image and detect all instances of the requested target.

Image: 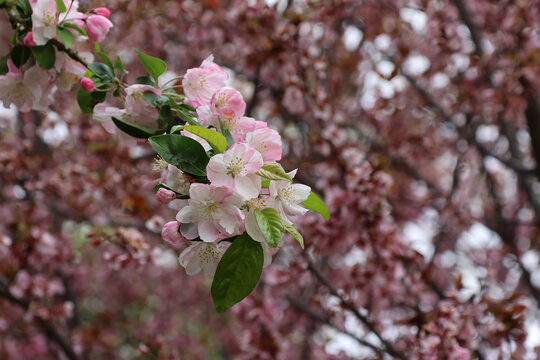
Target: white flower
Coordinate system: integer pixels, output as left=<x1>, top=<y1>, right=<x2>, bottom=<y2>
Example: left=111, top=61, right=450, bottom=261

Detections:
left=0, top=62, right=50, bottom=112
left=166, top=165, right=191, bottom=194
left=31, top=0, right=58, bottom=45
left=268, top=177, right=310, bottom=223
left=178, top=241, right=229, bottom=278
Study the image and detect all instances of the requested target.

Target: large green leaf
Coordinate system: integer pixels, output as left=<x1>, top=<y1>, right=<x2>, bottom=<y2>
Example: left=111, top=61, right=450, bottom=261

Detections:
left=254, top=208, right=284, bottom=248
left=31, top=42, right=56, bottom=69
left=256, top=162, right=292, bottom=182
left=10, top=45, right=30, bottom=68
left=76, top=88, right=106, bottom=114
left=88, top=62, right=114, bottom=82
left=302, top=191, right=330, bottom=221
left=211, top=233, right=264, bottom=313
left=55, top=0, right=66, bottom=13
left=148, top=134, right=209, bottom=177
left=111, top=117, right=156, bottom=139
left=134, top=48, right=166, bottom=83
left=180, top=125, right=227, bottom=154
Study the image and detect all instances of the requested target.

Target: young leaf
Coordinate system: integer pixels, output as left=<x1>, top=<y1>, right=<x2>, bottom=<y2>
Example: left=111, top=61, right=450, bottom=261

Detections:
left=76, top=88, right=105, bottom=114
left=284, top=222, right=304, bottom=249
left=136, top=76, right=155, bottom=86
left=57, top=27, right=74, bottom=49
left=10, top=45, right=31, bottom=68
left=88, top=62, right=114, bottom=82
left=261, top=179, right=270, bottom=188
left=254, top=208, right=285, bottom=248
left=302, top=191, right=330, bottom=221
left=256, top=162, right=292, bottom=182
left=148, top=134, right=209, bottom=177
left=32, top=42, right=56, bottom=69
left=111, top=117, right=156, bottom=139
left=134, top=48, right=166, bottom=82
left=143, top=91, right=168, bottom=107
left=182, top=125, right=227, bottom=153
left=211, top=233, right=263, bottom=313
left=55, top=0, right=66, bottom=13
left=114, top=55, right=127, bottom=73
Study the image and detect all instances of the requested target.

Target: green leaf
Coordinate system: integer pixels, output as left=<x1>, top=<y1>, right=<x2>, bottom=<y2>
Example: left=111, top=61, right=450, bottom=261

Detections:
left=302, top=191, right=330, bottom=221
left=114, top=55, right=127, bottom=73
left=56, top=0, right=66, bottom=13
left=182, top=125, right=227, bottom=154
left=143, top=91, right=168, bottom=107
left=261, top=179, right=270, bottom=188
left=256, top=162, right=292, bottom=182
left=111, top=117, right=157, bottom=139
left=88, top=62, right=114, bottom=82
left=254, top=208, right=284, bottom=248
left=134, top=48, right=166, bottom=83
left=32, top=42, right=56, bottom=69
left=63, top=23, right=87, bottom=36
left=284, top=222, right=304, bottom=249
left=57, top=27, right=74, bottom=49
left=211, top=233, right=264, bottom=313
left=76, top=89, right=105, bottom=114
left=136, top=76, right=155, bottom=86
left=10, top=45, right=31, bottom=68
left=177, top=108, right=201, bottom=126
left=148, top=134, right=209, bottom=177
left=0, top=57, right=8, bottom=75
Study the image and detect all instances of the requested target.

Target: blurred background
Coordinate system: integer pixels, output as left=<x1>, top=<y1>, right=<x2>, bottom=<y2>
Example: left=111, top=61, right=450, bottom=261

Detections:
left=1, top=0, right=540, bottom=359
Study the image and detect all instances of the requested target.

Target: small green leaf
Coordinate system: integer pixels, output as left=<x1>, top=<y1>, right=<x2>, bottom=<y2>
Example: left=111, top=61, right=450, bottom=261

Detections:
left=57, top=27, right=74, bottom=49
left=114, top=55, right=127, bottom=73
left=88, top=62, right=114, bottom=82
left=284, top=222, right=304, bottom=249
left=261, top=179, right=270, bottom=188
left=56, top=0, right=66, bottom=13
left=256, top=162, right=292, bottom=182
left=211, top=233, right=264, bottom=313
left=134, top=48, right=166, bottom=83
left=254, top=208, right=285, bottom=248
left=182, top=125, right=227, bottom=153
left=148, top=134, right=209, bottom=177
left=77, top=88, right=105, bottom=114
left=32, top=42, right=56, bottom=69
left=302, top=191, right=330, bottom=221
left=136, top=76, right=155, bottom=86
left=63, top=23, right=87, bottom=36
left=10, top=45, right=31, bottom=68
left=143, top=91, right=168, bottom=107
left=178, top=108, right=201, bottom=126
left=111, top=117, right=157, bottom=139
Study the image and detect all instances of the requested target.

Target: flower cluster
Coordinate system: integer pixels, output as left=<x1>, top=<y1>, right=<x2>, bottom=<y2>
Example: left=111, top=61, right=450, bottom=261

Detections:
left=0, top=1, right=328, bottom=312
left=0, top=0, right=113, bottom=111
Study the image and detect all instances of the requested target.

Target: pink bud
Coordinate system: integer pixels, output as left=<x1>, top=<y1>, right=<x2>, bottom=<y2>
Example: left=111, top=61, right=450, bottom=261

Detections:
left=80, top=77, right=95, bottom=92
left=161, top=221, right=186, bottom=245
left=94, top=7, right=111, bottom=19
left=156, top=188, right=176, bottom=204
left=23, top=32, right=36, bottom=46
left=85, top=15, right=113, bottom=43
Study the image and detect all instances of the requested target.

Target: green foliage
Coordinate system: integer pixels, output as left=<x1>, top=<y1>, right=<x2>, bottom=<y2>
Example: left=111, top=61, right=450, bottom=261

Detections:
left=76, top=88, right=106, bottom=114
left=254, top=208, right=285, bottom=248
left=111, top=117, right=156, bottom=139
left=63, top=23, right=87, bottom=36
left=55, top=0, right=66, bottom=13
left=181, top=125, right=228, bottom=154
left=31, top=42, right=56, bottom=69
left=148, top=134, right=209, bottom=177
left=211, top=233, right=264, bottom=313
left=302, top=191, right=330, bottom=221
left=10, top=45, right=31, bottom=68
left=284, top=222, right=304, bottom=249
left=88, top=62, right=114, bottom=82
left=134, top=48, right=166, bottom=83
left=57, top=27, right=74, bottom=49
left=256, top=162, right=292, bottom=182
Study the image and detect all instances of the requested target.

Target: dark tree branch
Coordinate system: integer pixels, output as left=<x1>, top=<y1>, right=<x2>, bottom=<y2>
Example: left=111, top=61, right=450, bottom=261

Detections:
left=453, top=0, right=484, bottom=56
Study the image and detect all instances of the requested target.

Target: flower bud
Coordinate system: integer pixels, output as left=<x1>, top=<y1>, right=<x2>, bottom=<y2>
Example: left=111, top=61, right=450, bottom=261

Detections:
left=161, top=221, right=186, bottom=245
left=23, top=32, right=36, bottom=46
left=85, top=15, right=113, bottom=43
left=80, top=77, right=95, bottom=92
left=156, top=188, right=176, bottom=204
left=94, top=7, right=111, bottom=19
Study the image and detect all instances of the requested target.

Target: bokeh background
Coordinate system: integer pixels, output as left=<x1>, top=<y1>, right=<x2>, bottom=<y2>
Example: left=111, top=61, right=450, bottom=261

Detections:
left=1, top=0, right=540, bottom=359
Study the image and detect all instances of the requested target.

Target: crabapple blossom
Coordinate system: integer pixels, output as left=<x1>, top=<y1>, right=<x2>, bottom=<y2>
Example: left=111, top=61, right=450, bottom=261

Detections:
left=210, top=87, right=246, bottom=120
left=80, top=77, right=95, bottom=92
left=182, top=54, right=228, bottom=107
left=23, top=32, right=37, bottom=47
left=156, top=188, right=176, bottom=204
left=178, top=241, right=230, bottom=278
left=165, top=165, right=192, bottom=195
left=93, top=7, right=111, bottom=19
left=268, top=180, right=311, bottom=223
left=245, top=127, right=283, bottom=162
left=161, top=221, right=186, bottom=245
left=85, top=14, right=113, bottom=43
left=0, top=61, right=50, bottom=112
left=30, top=0, right=58, bottom=45
left=125, top=84, right=161, bottom=119
left=206, top=143, right=263, bottom=200
left=176, top=184, right=244, bottom=242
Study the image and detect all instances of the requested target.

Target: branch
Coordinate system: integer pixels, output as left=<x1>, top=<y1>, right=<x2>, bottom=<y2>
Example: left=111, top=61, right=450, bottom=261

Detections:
left=453, top=0, right=483, bottom=56
left=307, top=260, right=407, bottom=360
left=0, top=278, right=81, bottom=360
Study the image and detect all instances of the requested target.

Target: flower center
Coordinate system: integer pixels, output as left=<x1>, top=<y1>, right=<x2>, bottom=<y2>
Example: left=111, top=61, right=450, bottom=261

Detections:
left=277, top=186, right=295, bottom=203
left=243, top=197, right=266, bottom=211
left=226, top=156, right=244, bottom=177
left=201, top=200, right=220, bottom=220
left=152, top=156, right=168, bottom=171
left=43, top=11, right=56, bottom=27
left=198, top=243, right=219, bottom=264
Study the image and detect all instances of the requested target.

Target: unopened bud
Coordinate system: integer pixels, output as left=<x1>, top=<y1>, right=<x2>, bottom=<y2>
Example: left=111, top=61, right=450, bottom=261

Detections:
left=94, top=7, right=111, bottom=19
left=80, top=77, right=95, bottom=92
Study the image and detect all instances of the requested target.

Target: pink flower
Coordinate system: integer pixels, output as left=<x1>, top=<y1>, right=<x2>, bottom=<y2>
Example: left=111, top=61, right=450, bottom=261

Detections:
left=210, top=87, right=246, bottom=120
left=206, top=143, right=263, bottom=200
left=85, top=14, right=113, bottom=42
left=30, top=0, right=58, bottom=45
left=55, top=52, right=87, bottom=91
left=23, top=32, right=37, bottom=46
left=245, top=127, right=283, bottom=162
left=156, top=188, right=176, bottom=204
left=178, top=241, right=230, bottom=278
left=182, top=54, right=228, bottom=107
left=93, top=7, right=111, bottom=19
left=0, top=60, right=50, bottom=112
left=161, top=221, right=187, bottom=245
left=176, top=184, right=244, bottom=242
left=267, top=176, right=311, bottom=223
left=125, top=84, right=161, bottom=119
left=223, top=116, right=257, bottom=142
left=80, top=77, right=95, bottom=92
